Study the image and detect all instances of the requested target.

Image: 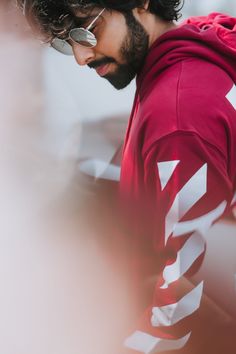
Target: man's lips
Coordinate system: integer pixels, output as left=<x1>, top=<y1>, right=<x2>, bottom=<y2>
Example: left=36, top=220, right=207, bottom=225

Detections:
left=95, top=63, right=110, bottom=76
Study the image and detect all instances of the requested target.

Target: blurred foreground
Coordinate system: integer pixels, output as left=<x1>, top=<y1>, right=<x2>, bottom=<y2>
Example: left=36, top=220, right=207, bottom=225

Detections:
left=0, top=3, right=134, bottom=354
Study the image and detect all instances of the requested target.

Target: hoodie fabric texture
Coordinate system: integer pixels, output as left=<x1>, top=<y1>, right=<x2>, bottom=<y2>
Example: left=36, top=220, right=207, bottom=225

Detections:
left=120, top=13, right=236, bottom=354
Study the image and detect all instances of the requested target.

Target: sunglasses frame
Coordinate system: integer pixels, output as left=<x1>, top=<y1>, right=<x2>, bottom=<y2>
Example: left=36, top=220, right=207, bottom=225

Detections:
left=51, top=8, right=106, bottom=55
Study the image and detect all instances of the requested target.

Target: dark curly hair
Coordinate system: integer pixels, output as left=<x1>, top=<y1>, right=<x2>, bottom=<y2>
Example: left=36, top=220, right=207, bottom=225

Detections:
left=17, top=0, right=184, bottom=42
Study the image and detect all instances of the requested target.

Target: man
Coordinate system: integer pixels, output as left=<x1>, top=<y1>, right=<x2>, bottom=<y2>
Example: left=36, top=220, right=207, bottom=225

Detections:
left=18, top=1, right=236, bottom=353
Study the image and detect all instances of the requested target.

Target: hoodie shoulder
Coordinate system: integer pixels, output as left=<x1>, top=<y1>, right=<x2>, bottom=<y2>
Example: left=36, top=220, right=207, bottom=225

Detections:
left=134, top=13, right=236, bottom=157
left=138, top=57, right=236, bottom=158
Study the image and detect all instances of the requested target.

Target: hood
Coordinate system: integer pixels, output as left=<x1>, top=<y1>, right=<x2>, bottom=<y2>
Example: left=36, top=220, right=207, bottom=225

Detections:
left=137, top=13, right=236, bottom=91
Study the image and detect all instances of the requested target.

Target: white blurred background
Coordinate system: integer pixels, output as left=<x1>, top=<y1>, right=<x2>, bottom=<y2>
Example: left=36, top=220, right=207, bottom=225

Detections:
left=0, top=1, right=236, bottom=354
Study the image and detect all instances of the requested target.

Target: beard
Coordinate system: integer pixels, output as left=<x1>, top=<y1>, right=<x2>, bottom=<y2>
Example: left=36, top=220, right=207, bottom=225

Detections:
left=88, top=11, right=149, bottom=90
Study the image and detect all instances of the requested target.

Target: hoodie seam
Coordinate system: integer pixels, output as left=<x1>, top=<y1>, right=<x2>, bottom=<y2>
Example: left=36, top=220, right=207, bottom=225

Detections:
left=142, top=130, right=227, bottom=162
left=176, top=61, right=183, bottom=129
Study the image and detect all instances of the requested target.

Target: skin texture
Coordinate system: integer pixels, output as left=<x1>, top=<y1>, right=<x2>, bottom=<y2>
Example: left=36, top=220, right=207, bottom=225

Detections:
left=70, top=4, right=177, bottom=89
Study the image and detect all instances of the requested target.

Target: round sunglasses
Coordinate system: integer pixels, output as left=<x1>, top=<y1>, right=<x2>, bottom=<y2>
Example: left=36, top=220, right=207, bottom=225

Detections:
left=51, top=8, right=105, bottom=56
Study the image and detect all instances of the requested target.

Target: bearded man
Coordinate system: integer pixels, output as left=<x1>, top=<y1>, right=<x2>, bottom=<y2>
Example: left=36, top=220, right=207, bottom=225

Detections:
left=17, top=1, right=236, bottom=353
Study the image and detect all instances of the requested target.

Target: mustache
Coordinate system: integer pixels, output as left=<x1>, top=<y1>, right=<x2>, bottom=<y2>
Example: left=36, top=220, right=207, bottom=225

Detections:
left=88, top=57, right=115, bottom=69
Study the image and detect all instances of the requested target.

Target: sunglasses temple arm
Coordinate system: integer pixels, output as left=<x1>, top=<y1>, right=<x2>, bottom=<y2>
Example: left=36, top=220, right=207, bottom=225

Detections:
left=86, top=8, right=105, bottom=30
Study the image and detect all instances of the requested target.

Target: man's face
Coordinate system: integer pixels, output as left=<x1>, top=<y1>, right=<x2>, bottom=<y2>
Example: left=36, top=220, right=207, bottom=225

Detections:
left=71, top=8, right=149, bottom=89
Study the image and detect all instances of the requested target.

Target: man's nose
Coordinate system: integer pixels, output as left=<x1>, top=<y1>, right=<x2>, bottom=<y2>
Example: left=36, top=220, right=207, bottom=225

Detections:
left=72, top=43, right=96, bottom=66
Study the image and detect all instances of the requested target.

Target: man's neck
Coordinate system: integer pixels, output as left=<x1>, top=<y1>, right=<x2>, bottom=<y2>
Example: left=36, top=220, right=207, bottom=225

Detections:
left=148, top=19, right=177, bottom=47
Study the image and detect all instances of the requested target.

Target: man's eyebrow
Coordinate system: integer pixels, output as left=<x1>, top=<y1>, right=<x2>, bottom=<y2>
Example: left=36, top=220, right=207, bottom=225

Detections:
left=78, top=15, right=94, bottom=20
left=75, top=15, right=97, bottom=26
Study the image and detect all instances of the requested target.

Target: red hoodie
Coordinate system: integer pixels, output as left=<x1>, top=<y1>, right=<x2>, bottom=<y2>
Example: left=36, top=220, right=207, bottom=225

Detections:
left=120, top=13, right=236, bottom=353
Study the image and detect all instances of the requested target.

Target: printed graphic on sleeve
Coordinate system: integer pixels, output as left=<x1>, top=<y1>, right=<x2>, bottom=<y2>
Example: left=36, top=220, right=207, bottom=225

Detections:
left=124, top=149, right=233, bottom=353
left=164, top=164, right=207, bottom=245
left=157, top=160, right=180, bottom=190
left=226, top=84, right=236, bottom=110
left=160, top=232, right=205, bottom=288
left=151, top=282, right=203, bottom=327
left=124, top=331, right=191, bottom=354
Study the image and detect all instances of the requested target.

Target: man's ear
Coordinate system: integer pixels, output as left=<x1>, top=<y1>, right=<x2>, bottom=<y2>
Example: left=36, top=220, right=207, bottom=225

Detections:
left=143, top=0, right=150, bottom=10
left=137, top=0, right=149, bottom=13
left=132, top=0, right=150, bottom=22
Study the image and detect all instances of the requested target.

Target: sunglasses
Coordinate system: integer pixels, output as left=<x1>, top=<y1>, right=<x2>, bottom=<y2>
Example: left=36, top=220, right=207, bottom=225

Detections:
left=51, top=8, right=105, bottom=56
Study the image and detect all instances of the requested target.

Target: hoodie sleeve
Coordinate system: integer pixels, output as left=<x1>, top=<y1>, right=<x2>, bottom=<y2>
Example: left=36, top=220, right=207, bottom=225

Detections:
left=123, top=131, right=234, bottom=353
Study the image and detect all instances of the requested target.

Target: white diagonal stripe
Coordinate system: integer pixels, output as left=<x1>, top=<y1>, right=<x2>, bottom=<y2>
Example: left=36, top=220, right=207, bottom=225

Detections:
left=226, top=84, right=236, bottom=110
left=100, top=164, right=120, bottom=181
left=79, top=159, right=120, bottom=181
left=152, top=282, right=203, bottom=326
left=124, top=331, right=191, bottom=354
left=173, top=201, right=227, bottom=237
left=157, top=160, right=180, bottom=191
left=231, top=192, right=236, bottom=206
left=152, top=302, right=177, bottom=326
left=165, top=164, right=207, bottom=244
left=161, top=232, right=205, bottom=287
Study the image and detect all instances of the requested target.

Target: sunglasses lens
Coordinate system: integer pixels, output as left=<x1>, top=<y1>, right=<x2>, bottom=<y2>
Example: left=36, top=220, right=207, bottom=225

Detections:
left=70, top=28, right=97, bottom=48
left=51, top=38, right=73, bottom=55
